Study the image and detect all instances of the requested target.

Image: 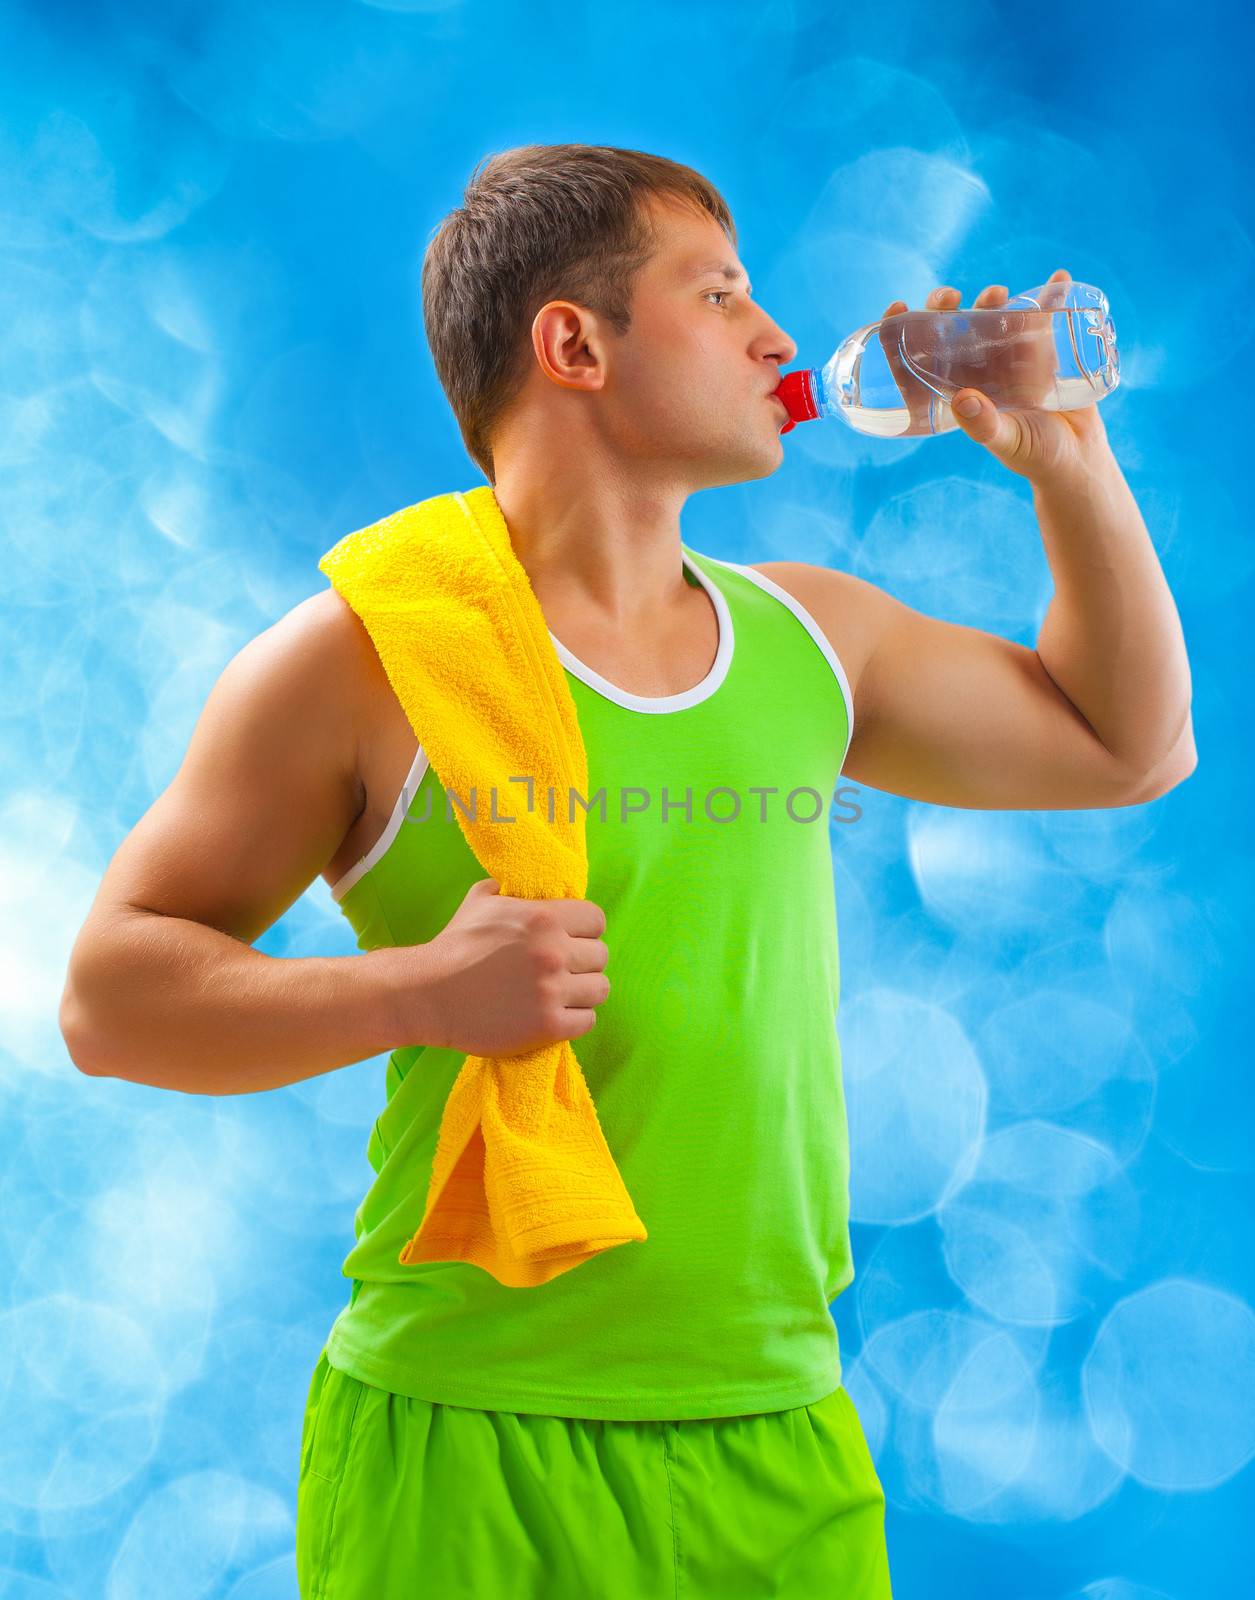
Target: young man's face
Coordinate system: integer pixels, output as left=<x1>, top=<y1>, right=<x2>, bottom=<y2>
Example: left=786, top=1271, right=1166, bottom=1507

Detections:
left=591, top=197, right=799, bottom=491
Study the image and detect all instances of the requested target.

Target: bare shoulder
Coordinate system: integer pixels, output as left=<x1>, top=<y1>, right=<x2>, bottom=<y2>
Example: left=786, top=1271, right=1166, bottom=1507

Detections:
left=257, top=585, right=392, bottom=729
left=81, top=586, right=384, bottom=946
left=743, top=560, right=896, bottom=696
left=274, top=584, right=380, bottom=684
left=194, top=583, right=388, bottom=825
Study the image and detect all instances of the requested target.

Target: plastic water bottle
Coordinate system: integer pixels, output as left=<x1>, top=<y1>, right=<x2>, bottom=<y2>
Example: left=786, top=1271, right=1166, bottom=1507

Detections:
left=773, top=279, right=1119, bottom=439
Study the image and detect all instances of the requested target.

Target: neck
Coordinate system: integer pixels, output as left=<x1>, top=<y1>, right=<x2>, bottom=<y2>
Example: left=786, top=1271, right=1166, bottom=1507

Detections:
left=491, top=462, right=694, bottom=629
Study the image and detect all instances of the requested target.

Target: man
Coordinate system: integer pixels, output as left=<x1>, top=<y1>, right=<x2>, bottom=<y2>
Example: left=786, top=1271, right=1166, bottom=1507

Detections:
left=60, top=144, right=1195, bottom=1598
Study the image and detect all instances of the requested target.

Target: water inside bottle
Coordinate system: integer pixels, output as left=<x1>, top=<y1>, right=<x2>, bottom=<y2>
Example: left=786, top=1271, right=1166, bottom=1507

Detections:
left=829, top=285, right=1119, bottom=438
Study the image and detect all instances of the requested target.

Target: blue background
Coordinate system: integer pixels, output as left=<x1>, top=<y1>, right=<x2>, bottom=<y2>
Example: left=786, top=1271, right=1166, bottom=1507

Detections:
left=2, top=0, right=1251, bottom=1595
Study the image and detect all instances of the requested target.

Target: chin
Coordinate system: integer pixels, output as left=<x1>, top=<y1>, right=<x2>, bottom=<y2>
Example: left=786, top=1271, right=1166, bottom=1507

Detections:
left=743, top=435, right=786, bottom=480
left=682, top=427, right=783, bottom=490
left=702, top=453, right=780, bottom=491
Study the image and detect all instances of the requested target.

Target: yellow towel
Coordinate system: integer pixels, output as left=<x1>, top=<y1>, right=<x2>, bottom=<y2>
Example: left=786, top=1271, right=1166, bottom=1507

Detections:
left=318, top=485, right=648, bottom=1287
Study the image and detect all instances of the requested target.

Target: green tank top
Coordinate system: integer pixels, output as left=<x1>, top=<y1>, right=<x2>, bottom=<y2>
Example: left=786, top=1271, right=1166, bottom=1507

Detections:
left=321, top=545, right=856, bottom=1421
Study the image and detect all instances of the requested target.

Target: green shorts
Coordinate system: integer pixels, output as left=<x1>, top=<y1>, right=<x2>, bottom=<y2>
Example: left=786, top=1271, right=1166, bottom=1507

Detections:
left=296, top=1346, right=892, bottom=1598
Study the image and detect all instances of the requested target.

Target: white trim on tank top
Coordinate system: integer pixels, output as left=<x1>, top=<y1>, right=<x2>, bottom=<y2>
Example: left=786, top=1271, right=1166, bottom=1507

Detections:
left=330, top=742, right=432, bottom=902
left=706, top=557, right=856, bottom=751
left=545, top=549, right=733, bottom=714
left=327, top=549, right=854, bottom=903
left=329, top=550, right=728, bottom=901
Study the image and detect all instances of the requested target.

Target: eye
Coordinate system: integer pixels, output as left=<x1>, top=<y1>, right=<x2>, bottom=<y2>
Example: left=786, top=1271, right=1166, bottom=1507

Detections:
left=703, top=290, right=732, bottom=307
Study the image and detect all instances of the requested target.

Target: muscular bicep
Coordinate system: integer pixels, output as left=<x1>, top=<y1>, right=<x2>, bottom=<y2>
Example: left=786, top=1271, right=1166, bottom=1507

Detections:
left=841, top=588, right=1137, bottom=810
left=87, top=591, right=368, bottom=946
left=750, top=560, right=1159, bottom=811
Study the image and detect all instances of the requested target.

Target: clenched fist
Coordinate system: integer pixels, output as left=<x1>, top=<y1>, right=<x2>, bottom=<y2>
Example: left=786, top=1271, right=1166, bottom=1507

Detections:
left=419, top=876, right=611, bottom=1058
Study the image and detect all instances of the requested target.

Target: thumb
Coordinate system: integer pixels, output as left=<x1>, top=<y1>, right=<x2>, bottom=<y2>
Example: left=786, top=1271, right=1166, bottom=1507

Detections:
left=952, top=387, right=1016, bottom=455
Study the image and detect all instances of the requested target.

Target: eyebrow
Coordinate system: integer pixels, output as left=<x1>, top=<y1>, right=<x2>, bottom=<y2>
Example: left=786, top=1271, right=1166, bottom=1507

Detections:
left=687, top=260, right=753, bottom=295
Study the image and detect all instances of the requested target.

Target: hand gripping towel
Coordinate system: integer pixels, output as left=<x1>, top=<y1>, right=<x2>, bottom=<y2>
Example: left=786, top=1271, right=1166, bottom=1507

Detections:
left=317, top=486, right=648, bottom=1288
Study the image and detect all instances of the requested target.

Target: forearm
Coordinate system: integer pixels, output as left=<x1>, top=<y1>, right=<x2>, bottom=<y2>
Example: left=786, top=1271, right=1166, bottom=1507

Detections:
left=1032, top=449, right=1193, bottom=775
left=60, top=910, right=436, bottom=1095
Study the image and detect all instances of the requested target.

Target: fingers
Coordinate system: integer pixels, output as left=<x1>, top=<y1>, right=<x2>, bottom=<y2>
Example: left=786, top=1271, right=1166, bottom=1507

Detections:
left=1044, top=267, right=1072, bottom=306
left=888, top=283, right=1010, bottom=318
left=929, top=284, right=1010, bottom=308
left=566, top=933, right=610, bottom=975
left=565, top=971, right=611, bottom=1009
left=888, top=270, right=1072, bottom=319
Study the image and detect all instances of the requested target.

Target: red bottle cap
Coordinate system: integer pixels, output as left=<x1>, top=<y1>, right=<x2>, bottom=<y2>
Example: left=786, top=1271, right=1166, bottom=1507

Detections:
left=773, top=368, right=818, bottom=434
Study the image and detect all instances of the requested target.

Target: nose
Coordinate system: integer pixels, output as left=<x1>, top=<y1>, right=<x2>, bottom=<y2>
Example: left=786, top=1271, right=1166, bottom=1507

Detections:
left=766, top=318, right=798, bottom=368
left=753, top=302, right=797, bottom=368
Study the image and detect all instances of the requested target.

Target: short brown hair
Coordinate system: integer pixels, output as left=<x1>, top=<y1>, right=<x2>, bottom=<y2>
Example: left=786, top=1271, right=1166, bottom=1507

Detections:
left=421, top=144, right=736, bottom=483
